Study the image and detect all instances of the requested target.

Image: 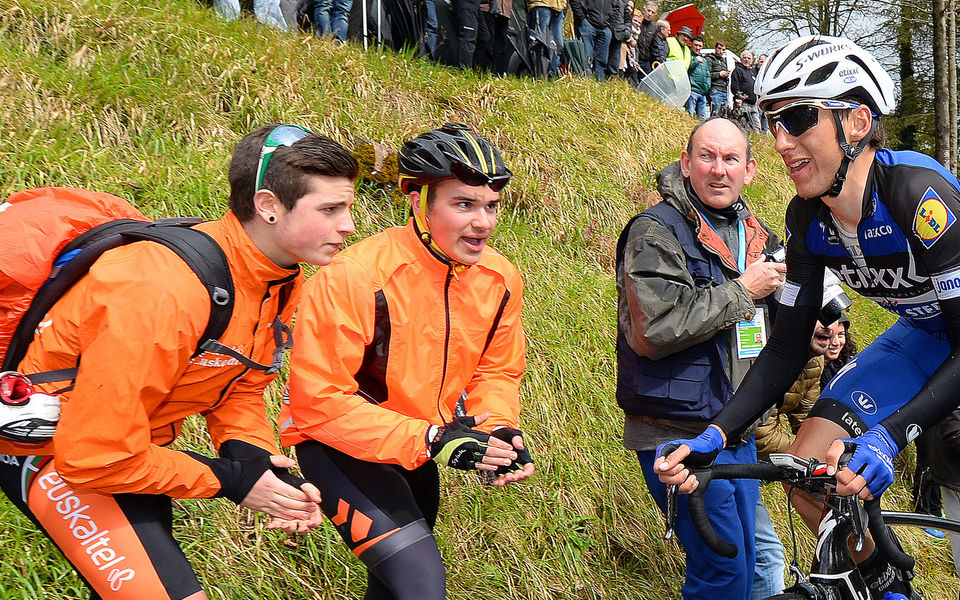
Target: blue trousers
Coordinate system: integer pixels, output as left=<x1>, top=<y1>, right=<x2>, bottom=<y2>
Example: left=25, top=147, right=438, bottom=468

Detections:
left=577, top=19, right=611, bottom=82
left=752, top=492, right=785, bottom=599
left=638, top=439, right=758, bottom=600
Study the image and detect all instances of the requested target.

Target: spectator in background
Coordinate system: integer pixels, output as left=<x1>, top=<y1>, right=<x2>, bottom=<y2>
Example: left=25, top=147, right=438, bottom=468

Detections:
left=820, top=313, right=857, bottom=389
left=753, top=53, right=770, bottom=132
left=666, top=25, right=693, bottom=69
left=624, top=9, right=644, bottom=87
left=651, top=20, right=669, bottom=71
left=526, top=0, right=568, bottom=77
left=726, top=92, right=752, bottom=131
left=476, top=0, right=512, bottom=74
left=607, top=0, right=634, bottom=79
left=453, top=0, right=483, bottom=68
left=633, top=2, right=660, bottom=76
left=731, top=51, right=761, bottom=132
left=214, top=0, right=288, bottom=30
left=706, top=40, right=730, bottom=115
left=314, top=0, right=352, bottom=41
left=686, top=36, right=711, bottom=120
left=571, top=0, right=616, bottom=81
left=421, top=0, right=440, bottom=60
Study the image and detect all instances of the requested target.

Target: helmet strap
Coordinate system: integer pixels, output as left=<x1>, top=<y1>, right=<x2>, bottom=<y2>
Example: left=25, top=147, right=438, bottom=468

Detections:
left=825, top=111, right=876, bottom=198
left=410, top=184, right=468, bottom=269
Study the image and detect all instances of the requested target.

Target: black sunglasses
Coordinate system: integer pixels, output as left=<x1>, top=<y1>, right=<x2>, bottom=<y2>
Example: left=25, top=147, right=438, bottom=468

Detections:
left=765, top=99, right=861, bottom=137
left=450, top=162, right=512, bottom=192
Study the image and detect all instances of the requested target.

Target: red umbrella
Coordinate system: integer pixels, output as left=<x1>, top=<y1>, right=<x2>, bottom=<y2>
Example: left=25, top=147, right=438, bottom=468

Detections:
left=661, top=3, right=705, bottom=38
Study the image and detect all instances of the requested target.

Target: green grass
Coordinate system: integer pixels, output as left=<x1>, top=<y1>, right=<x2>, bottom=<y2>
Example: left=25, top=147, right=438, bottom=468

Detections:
left=0, top=0, right=951, bottom=598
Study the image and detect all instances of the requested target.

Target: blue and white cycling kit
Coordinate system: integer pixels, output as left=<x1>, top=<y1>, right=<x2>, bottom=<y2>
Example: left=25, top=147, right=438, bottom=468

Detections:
left=712, top=148, right=960, bottom=454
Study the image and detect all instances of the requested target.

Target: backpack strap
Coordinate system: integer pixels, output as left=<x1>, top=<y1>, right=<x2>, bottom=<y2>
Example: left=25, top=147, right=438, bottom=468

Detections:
left=2, top=219, right=236, bottom=379
left=198, top=276, right=296, bottom=375
left=124, top=221, right=234, bottom=354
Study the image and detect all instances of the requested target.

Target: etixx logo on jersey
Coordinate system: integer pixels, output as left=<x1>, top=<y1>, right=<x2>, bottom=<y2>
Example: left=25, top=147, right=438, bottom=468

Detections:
left=914, top=187, right=956, bottom=248
left=850, top=390, right=877, bottom=415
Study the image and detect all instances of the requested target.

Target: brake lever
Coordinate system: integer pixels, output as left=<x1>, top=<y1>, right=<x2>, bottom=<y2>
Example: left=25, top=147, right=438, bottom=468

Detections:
left=846, top=495, right=867, bottom=552
left=665, top=484, right=678, bottom=540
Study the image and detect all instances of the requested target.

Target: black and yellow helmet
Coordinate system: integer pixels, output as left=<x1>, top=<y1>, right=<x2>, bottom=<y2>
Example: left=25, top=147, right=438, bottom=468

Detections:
left=397, top=124, right=512, bottom=194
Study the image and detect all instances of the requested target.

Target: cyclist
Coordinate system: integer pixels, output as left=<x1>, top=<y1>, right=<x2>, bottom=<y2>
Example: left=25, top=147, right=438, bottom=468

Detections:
left=280, top=123, right=535, bottom=600
left=656, top=35, right=960, bottom=599
left=0, top=124, right=357, bottom=599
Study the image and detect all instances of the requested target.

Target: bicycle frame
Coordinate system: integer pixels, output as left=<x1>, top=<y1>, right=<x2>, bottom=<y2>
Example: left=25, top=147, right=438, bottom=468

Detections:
left=664, top=453, right=960, bottom=600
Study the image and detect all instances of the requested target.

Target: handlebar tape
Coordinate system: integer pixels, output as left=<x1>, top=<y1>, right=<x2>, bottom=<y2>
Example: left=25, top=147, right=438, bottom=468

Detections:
left=864, top=499, right=915, bottom=573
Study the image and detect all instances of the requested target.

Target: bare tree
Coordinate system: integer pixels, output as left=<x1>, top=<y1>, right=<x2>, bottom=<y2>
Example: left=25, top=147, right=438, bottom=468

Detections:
left=949, top=0, right=957, bottom=172
left=933, top=0, right=952, bottom=167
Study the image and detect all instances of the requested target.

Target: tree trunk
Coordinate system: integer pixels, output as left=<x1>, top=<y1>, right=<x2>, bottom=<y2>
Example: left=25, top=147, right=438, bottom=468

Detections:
left=933, top=0, right=951, bottom=166
left=948, top=0, right=958, bottom=172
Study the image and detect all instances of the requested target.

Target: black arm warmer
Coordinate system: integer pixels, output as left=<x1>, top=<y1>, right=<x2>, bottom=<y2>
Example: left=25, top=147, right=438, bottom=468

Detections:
left=712, top=277, right=823, bottom=442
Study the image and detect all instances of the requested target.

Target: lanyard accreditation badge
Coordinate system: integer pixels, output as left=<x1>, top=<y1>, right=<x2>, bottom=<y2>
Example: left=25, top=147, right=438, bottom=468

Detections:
left=697, top=208, right=766, bottom=359
left=735, top=306, right=766, bottom=359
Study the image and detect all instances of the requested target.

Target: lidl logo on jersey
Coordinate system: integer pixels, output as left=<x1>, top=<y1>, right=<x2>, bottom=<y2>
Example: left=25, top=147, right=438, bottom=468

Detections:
left=914, top=187, right=956, bottom=248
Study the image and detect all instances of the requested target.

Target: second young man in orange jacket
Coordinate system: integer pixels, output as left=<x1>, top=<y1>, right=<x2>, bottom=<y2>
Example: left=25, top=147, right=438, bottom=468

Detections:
left=281, top=124, right=534, bottom=600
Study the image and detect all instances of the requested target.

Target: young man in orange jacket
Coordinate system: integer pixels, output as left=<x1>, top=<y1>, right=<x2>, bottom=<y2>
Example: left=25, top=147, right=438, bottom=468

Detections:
left=0, top=124, right=357, bottom=600
left=281, top=124, right=535, bottom=600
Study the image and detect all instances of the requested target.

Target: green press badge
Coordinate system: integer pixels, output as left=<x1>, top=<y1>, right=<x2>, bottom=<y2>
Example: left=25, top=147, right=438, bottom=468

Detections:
left=736, top=306, right=766, bottom=359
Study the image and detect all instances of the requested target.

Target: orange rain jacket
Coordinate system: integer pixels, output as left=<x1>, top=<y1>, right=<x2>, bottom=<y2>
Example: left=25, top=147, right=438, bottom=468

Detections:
left=1, top=212, right=302, bottom=499
left=280, top=220, right=526, bottom=470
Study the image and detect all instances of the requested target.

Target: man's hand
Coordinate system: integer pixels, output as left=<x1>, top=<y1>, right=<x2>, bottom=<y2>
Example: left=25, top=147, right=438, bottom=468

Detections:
left=240, top=455, right=323, bottom=526
left=738, top=256, right=786, bottom=299
left=655, top=425, right=726, bottom=494
left=489, top=427, right=535, bottom=487
left=825, top=425, right=900, bottom=500
left=430, top=413, right=518, bottom=472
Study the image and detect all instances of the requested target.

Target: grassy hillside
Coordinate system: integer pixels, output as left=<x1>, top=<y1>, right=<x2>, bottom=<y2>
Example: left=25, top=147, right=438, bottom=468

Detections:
left=0, top=0, right=953, bottom=598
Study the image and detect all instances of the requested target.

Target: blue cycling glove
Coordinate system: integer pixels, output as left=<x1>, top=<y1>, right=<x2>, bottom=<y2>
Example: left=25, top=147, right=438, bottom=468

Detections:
left=656, top=426, right=725, bottom=468
left=841, top=424, right=899, bottom=496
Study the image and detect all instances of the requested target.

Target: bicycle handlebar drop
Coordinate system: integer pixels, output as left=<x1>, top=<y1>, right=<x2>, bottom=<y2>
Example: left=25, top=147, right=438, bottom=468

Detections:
left=669, top=453, right=914, bottom=572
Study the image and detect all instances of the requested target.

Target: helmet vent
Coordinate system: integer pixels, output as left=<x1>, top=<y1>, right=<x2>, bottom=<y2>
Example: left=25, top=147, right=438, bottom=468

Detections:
left=805, top=61, right=838, bottom=85
left=768, top=78, right=801, bottom=97
left=773, top=37, right=829, bottom=78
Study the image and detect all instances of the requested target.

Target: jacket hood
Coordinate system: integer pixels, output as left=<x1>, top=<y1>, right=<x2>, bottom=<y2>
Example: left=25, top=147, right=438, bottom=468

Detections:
left=656, top=161, right=696, bottom=217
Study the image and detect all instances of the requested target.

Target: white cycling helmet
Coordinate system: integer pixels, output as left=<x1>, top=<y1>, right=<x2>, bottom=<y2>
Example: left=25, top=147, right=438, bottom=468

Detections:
left=755, top=35, right=895, bottom=115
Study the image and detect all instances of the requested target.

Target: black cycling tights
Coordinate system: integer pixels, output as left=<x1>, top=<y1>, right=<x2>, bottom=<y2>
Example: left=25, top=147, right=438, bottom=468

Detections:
left=365, top=535, right=446, bottom=600
left=296, top=441, right=446, bottom=600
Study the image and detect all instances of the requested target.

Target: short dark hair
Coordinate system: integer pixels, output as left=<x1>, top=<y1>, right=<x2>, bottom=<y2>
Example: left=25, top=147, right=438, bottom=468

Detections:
left=228, top=124, right=359, bottom=221
left=685, top=116, right=753, bottom=161
left=834, top=108, right=886, bottom=150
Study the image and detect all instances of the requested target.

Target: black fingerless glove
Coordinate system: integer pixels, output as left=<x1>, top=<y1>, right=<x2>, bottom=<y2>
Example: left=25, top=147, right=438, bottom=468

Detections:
left=429, top=416, right=490, bottom=471
left=185, top=450, right=273, bottom=504
left=490, top=427, right=534, bottom=474
left=187, top=440, right=306, bottom=505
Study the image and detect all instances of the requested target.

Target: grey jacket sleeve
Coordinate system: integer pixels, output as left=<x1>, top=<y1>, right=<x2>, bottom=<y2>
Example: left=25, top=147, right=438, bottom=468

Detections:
left=617, top=215, right=756, bottom=361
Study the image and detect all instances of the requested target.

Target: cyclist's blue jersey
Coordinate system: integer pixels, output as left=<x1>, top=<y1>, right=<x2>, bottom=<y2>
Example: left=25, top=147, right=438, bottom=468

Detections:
left=784, top=149, right=960, bottom=333
left=714, top=149, right=960, bottom=450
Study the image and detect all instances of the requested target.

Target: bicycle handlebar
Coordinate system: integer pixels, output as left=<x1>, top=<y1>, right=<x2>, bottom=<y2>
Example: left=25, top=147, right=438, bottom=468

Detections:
left=680, top=456, right=914, bottom=572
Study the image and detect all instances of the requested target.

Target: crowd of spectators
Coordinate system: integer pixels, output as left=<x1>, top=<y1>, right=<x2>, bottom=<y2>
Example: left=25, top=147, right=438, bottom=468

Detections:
left=205, top=0, right=772, bottom=131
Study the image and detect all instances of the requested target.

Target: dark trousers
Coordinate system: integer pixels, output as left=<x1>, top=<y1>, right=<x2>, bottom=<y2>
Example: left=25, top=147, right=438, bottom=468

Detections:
left=475, top=12, right=509, bottom=74
left=452, top=0, right=481, bottom=68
